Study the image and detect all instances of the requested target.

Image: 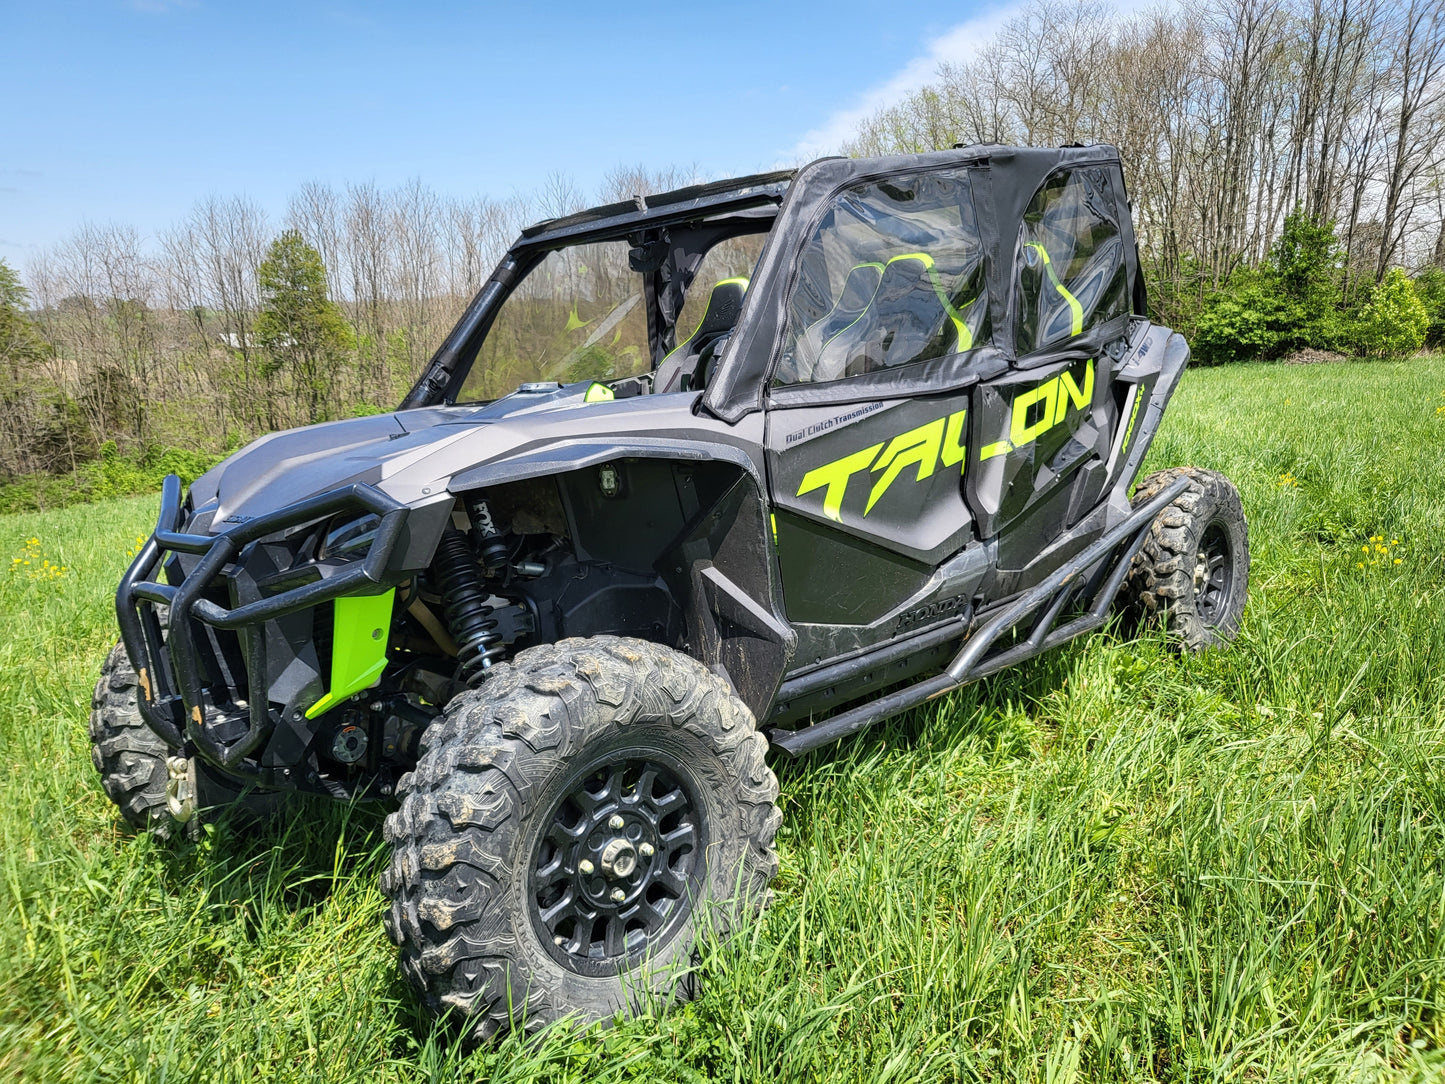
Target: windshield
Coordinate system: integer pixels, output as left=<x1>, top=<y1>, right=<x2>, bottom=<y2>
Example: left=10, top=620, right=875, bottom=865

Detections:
left=457, top=239, right=650, bottom=402
left=454, top=224, right=777, bottom=403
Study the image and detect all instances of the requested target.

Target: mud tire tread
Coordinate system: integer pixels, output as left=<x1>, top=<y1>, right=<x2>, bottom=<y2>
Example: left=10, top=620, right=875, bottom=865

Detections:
left=381, top=635, right=781, bottom=1042
left=90, top=643, right=174, bottom=832
left=1124, top=466, right=1250, bottom=650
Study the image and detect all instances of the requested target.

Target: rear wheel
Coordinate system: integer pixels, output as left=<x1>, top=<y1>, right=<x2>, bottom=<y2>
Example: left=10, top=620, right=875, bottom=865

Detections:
left=1125, top=467, right=1249, bottom=650
left=380, top=635, right=781, bottom=1041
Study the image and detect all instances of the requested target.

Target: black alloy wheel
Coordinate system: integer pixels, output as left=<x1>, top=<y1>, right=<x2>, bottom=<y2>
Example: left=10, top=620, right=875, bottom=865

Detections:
left=1192, top=522, right=1235, bottom=626
left=1124, top=466, right=1250, bottom=650
left=531, top=755, right=703, bottom=975
left=381, top=636, right=780, bottom=1042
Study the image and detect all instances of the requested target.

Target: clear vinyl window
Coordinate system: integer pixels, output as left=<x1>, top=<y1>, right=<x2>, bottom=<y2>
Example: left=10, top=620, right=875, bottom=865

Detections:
left=457, top=240, right=650, bottom=402
left=1015, top=168, right=1129, bottom=355
left=774, top=170, right=988, bottom=387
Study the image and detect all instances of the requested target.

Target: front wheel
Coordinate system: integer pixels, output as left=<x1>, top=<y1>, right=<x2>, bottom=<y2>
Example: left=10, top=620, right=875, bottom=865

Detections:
left=90, top=642, right=281, bottom=839
left=1124, top=467, right=1250, bottom=650
left=380, top=636, right=781, bottom=1042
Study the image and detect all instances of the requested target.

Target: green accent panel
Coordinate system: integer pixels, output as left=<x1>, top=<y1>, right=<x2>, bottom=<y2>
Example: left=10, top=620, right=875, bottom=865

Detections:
left=1120, top=384, right=1144, bottom=454
left=584, top=382, right=615, bottom=402
left=304, top=589, right=395, bottom=719
left=1027, top=243, right=1083, bottom=336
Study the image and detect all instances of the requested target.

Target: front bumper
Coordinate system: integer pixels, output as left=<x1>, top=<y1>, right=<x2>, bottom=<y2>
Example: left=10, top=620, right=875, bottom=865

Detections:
left=116, top=474, right=410, bottom=772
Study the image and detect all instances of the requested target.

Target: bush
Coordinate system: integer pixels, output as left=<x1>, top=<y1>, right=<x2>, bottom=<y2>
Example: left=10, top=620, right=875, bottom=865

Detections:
left=1351, top=268, right=1428, bottom=358
left=1191, top=271, right=1292, bottom=364
left=1190, top=209, right=1348, bottom=364
left=1412, top=267, right=1445, bottom=347
left=0, top=443, right=224, bottom=514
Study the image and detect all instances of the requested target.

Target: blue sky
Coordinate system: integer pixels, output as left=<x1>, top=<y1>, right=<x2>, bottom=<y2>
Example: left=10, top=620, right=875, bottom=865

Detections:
left=0, top=0, right=1025, bottom=257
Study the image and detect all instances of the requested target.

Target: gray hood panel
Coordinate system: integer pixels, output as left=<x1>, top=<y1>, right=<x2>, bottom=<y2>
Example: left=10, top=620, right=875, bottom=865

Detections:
left=186, top=384, right=766, bottom=532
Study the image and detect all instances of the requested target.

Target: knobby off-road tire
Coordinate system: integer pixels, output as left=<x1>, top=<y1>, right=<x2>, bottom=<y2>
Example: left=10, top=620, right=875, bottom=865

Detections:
left=91, top=643, right=175, bottom=834
left=90, top=642, right=280, bottom=839
left=1125, top=467, right=1250, bottom=650
left=381, top=635, right=781, bottom=1042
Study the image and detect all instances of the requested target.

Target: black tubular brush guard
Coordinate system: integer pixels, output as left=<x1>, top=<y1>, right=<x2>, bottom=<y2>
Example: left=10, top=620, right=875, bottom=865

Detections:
left=116, top=474, right=409, bottom=770
left=766, top=475, right=1190, bottom=757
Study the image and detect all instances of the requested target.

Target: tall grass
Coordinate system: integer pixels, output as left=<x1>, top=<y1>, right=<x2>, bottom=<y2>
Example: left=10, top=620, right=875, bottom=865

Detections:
left=2, top=359, right=1444, bottom=1082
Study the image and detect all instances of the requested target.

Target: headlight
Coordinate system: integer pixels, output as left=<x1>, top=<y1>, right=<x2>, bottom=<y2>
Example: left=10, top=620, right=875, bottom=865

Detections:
left=321, top=512, right=380, bottom=558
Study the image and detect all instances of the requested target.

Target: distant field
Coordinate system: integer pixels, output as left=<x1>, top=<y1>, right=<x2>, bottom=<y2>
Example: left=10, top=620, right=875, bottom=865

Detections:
left=2, top=359, right=1444, bottom=1082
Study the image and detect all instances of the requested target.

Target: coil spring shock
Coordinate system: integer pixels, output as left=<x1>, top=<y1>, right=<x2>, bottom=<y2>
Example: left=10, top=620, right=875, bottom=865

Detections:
left=432, top=527, right=504, bottom=685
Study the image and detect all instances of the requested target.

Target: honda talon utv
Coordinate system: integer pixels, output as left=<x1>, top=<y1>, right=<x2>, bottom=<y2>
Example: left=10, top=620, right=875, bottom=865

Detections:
left=97, top=144, right=1248, bottom=1039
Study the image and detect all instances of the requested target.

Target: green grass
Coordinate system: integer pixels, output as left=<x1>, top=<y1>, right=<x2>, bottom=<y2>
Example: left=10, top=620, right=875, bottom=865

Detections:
left=3, top=359, right=1445, bottom=1082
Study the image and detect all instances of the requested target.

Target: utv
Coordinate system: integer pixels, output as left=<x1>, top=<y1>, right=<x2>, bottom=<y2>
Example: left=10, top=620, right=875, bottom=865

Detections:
left=97, top=144, right=1248, bottom=1039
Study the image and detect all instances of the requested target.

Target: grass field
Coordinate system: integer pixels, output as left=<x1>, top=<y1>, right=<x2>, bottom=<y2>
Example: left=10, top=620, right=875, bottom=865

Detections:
left=3, top=359, right=1445, bottom=1082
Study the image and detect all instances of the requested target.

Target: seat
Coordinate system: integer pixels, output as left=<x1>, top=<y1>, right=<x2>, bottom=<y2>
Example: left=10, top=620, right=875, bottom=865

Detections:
left=809, top=253, right=976, bottom=383
left=778, top=262, right=885, bottom=383
left=653, top=277, right=748, bottom=393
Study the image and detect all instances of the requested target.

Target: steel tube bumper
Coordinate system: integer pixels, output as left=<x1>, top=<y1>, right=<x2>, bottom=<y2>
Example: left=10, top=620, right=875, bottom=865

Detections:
left=115, top=473, right=410, bottom=769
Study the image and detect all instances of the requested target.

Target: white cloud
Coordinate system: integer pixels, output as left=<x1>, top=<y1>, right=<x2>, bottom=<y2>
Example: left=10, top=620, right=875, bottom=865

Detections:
left=787, top=6, right=1019, bottom=162
left=787, top=0, right=1162, bottom=162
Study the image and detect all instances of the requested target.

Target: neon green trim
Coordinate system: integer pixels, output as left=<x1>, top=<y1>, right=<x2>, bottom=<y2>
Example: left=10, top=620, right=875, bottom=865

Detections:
left=662, top=277, right=751, bottom=365
left=794, top=407, right=967, bottom=519
left=583, top=382, right=614, bottom=402
left=980, top=359, right=1094, bottom=464
left=883, top=253, right=974, bottom=351
left=796, top=442, right=883, bottom=522
left=1026, top=243, right=1083, bottom=336
left=769, top=512, right=778, bottom=545
left=1120, top=385, right=1144, bottom=453
left=305, top=589, right=395, bottom=719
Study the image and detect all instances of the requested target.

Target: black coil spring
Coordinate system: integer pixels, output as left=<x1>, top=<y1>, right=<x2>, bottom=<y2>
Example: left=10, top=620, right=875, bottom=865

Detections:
left=432, top=527, right=504, bottom=685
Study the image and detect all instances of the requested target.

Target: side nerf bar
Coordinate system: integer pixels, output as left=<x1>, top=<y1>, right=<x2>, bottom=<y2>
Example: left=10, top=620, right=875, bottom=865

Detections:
left=116, top=474, right=410, bottom=769
left=766, top=475, right=1189, bottom=757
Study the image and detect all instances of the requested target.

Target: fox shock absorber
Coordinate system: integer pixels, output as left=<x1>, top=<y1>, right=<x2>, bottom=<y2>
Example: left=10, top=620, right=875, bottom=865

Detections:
left=466, top=495, right=510, bottom=573
left=432, top=527, right=504, bottom=685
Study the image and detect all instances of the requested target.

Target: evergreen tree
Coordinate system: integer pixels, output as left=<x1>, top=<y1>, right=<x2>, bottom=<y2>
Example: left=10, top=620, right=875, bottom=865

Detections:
left=254, top=231, right=350, bottom=425
left=0, top=258, right=48, bottom=381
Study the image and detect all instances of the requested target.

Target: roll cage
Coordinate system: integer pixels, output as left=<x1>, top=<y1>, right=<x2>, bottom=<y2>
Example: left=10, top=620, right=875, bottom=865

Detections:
left=402, top=144, right=1145, bottom=422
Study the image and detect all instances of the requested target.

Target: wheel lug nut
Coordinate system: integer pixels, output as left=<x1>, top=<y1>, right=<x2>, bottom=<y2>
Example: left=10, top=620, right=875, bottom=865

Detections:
left=639, top=842, right=654, bottom=857
left=578, top=859, right=594, bottom=874
left=608, top=814, right=624, bottom=830
left=610, top=888, right=625, bottom=902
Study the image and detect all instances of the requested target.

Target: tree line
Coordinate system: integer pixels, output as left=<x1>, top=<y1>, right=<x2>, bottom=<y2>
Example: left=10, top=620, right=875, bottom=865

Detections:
left=0, top=166, right=694, bottom=497
left=845, top=0, right=1445, bottom=359
left=2, top=0, right=1444, bottom=503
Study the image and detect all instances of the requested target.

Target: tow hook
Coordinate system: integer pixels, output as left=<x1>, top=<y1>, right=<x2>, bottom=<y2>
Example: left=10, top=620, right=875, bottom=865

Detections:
left=165, top=756, right=195, bottom=823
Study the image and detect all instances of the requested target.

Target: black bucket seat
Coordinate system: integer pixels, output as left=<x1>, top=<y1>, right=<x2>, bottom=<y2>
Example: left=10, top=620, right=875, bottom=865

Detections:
left=653, top=277, right=748, bottom=393
left=808, top=253, right=976, bottom=383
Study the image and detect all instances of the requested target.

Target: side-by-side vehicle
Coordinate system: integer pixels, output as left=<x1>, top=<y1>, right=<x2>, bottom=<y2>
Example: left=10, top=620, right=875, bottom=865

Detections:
left=94, top=144, right=1248, bottom=1038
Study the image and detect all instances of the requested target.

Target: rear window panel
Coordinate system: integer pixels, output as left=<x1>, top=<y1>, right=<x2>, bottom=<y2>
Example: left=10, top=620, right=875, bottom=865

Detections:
left=774, top=170, right=989, bottom=387
left=1015, top=168, right=1129, bottom=355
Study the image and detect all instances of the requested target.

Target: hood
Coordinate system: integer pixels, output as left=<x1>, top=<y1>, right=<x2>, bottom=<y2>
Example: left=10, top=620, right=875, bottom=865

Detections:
left=189, top=382, right=600, bottom=529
